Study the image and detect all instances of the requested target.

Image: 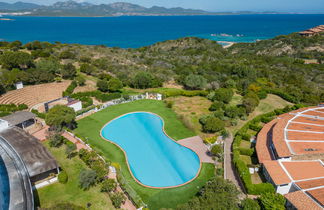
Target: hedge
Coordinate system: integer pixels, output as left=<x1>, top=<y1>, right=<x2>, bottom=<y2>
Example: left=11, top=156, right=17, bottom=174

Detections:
left=31, top=109, right=46, bottom=119
left=62, top=80, right=77, bottom=97
left=239, top=148, right=254, bottom=156
left=71, top=91, right=121, bottom=103
left=153, top=89, right=208, bottom=98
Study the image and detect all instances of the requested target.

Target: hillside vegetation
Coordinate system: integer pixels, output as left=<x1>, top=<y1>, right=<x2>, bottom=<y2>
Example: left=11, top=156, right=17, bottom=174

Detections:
left=0, top=33, right=323, bottom=106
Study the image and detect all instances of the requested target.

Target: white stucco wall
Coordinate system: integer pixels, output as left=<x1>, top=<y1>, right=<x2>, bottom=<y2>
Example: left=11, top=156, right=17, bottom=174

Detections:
left=68, top=101, right=82, bottom=112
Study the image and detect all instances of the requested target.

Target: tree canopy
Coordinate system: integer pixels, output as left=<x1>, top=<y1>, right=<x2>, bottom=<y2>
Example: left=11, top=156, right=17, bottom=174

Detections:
left=45, top=105, right=76, bottom=130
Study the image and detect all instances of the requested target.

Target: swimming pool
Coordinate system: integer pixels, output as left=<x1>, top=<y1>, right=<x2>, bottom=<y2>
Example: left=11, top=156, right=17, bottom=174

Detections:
left=101, top=112, right=200, bottom=188
left=0, top=156, right=10, bottom=210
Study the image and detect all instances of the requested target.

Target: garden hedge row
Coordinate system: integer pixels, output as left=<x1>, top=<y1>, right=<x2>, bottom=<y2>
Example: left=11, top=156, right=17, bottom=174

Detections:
left=154, top=89, right=208, bottom=98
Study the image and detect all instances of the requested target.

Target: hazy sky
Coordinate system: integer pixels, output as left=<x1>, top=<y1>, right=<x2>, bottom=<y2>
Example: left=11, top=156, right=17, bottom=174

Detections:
left=4, top=0, right=324, bottom=13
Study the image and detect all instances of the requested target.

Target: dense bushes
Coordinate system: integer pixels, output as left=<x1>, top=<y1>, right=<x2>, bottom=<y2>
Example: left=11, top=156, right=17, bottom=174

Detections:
left=58, top=171, right=68, bottom=184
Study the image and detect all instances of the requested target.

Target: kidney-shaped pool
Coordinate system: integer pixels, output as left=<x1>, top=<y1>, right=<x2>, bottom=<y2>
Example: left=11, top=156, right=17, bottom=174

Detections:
left=101, top=112, right=200, bottom=188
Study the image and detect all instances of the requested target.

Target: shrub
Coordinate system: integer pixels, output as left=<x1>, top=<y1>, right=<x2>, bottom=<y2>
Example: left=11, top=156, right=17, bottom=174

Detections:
left=58, top=171, right=68, bottom=184
left=212, top=88, right=234, bottom=104
left=200, top=116, right=225, bottom=133
left=211, top=144, right=223, bottom=157
left=165, top=100, right=174, bottom=108
left=259, top=192, right=286, bottom=210
left=209, top=101, right=224, bottom=111
left=31, top=109, right=46, bottom=119
left=79, top=169, right=97, bottom=190
left=48, top=133, right=64, bottom=147
left=101, top=179, right=117, bottom=192
left=241, top=198, right=260, bottom=210
left=107, top=78, right=123, bottom=92
left=110, top=192, right=126, bottom=208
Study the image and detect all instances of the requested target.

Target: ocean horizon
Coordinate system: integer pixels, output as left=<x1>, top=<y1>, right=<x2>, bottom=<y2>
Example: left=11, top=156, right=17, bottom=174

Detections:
left=0, top=14, right=324, bottom=48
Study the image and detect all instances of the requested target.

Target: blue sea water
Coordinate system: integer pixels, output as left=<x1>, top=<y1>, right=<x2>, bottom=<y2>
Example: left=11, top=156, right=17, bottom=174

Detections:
left=0, top=15, right=324, bottom=48
left=0, top=156, right=9, bottom=210
left=101, top=112, right=200, bottom=188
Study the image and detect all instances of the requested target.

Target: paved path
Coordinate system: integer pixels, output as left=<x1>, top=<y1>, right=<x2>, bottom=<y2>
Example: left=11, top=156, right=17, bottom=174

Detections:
left=224, top=134, right=245, bottom=193
left=178, top=136, right=214, bottom=163
left=62, top=132, right=89, bottom=151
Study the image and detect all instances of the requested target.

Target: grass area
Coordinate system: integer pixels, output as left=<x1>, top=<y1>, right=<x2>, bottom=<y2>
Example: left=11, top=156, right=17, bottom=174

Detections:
left=74, top=100, right=214, bottom=209
left=165, top=96, right=212, bottom=137
left=35, top=142, right=114, bottom=210
left=229, top=94, right=292, bottom=133
left=240, top=140, right=252, bottom=149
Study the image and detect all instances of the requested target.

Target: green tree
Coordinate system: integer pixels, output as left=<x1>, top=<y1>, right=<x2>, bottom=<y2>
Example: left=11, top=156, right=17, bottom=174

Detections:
left=108, top=78, right=123, bottom=92
left=132, top=71, right=153, bottom=89
left=101, top=179, right=117, bottom=192
left=45, top=105, right=76, bottom=130
left=97, top=79, right=109, bottom=92
left=184, top=74, right=207, bottom=90
left=61, top=63, right=77, bottom=79
left=241, top=198, right=260, bottom=210
left=0, top=51, right=33, bottom=69
left=259, top=193, right=286, bottom=210
left=243, top=92, right=260, bottom=114
left=177, top=177, right=239, bottom=210
left=200, top=116, right=225, bottom=133
left=79, top=169, right=97, bottom=190
left=213, top=88, right=234, bottom=104
left=59, top=50, right=75, bottom=59
left=36, top=58, right=61, bottom=74
left=80, top=63, right=96, bottom=75
left=209, top=101, right=224, bottom=111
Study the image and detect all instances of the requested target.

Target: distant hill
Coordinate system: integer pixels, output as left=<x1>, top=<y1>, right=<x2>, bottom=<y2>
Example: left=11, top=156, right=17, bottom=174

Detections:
left=0, top=1, right=214, bottom=16
left=0, top=1, right=40, bottom=11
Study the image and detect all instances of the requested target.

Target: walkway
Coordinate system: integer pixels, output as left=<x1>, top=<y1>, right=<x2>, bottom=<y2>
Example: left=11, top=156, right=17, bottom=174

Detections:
left=108, top=171, right=137, bottom=210
left=178, top=136, right=214, bottom=163
left=224, top=134, right=245, bottom=193
left=32, top=125, right=49, bottom=141
left=62, top=132, right=89, bottom=151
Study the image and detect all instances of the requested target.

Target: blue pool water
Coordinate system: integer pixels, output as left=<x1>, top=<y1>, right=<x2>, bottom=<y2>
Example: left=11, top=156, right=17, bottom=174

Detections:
left=101, top=112, right=200, bottom=187
left=0, top=156, right=10, bottom=210
left=0, top=15, right=324, bottom=48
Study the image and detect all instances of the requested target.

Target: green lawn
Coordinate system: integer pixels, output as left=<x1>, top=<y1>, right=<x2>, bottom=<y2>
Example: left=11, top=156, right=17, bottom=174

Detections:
left=35, top=142, right=114, bottom=210
left=240, top=140, right=252, bottom=149
left=74, top=100, right=214, bottom=209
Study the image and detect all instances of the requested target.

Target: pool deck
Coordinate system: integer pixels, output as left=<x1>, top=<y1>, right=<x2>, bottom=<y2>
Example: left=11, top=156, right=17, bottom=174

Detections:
left=178, top=136, right=214, bottom=163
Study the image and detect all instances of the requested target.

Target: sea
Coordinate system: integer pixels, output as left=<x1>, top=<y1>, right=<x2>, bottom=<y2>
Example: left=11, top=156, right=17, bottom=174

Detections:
left=0, top=15, right=324, bottom=48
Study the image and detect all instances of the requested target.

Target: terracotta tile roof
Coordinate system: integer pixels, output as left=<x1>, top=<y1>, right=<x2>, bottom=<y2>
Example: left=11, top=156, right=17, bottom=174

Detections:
left=288, top=123, right=324, bottom=132
left=263, top=161, right=291, bottom=185
left=287, top=131, right=324, bottom=141
left=256, top=119, right=277, bottom=163
left=272, top=114, right=293, bottom=158
left=303, top=111, right=324, bottom=118
left=290, top=142, right=324, bottom=155
left=285, top=191, right=322, bottom=210
left=307, top=188, right=324, bottom=206
left=293, top=116, right=324, bottom=126
left=296, top=178, right=324, bottom=189
left=282, top=161, right=324, bottom=181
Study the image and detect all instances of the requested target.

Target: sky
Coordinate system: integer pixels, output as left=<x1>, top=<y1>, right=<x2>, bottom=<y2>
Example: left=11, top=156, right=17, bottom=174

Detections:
left=3, top=0, right=324, bottom=13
